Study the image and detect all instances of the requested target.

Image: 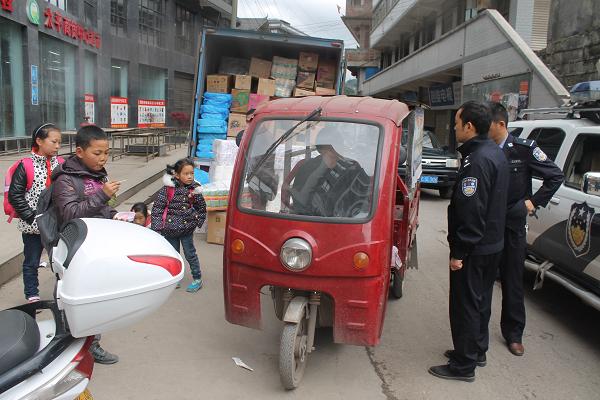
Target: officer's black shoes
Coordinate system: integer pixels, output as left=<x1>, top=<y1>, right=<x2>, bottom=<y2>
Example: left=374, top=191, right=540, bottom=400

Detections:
left=428, top=364, right=475, bottom=382
left=508, top=342, right=525, bottom=356
left=443, top=349, right=487, bottom=367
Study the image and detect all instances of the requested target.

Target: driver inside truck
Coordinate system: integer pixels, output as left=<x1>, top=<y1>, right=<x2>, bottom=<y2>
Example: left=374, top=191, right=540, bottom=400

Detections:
left=287, top=126, right=371, bottom=218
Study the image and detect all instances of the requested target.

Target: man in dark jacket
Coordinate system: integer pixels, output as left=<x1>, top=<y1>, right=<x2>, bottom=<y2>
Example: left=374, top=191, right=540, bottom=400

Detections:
left=429, top=101, right=509, bottom=382
left=52, top=125, right=120, bottom=365
left=487, top=102, right=564, bottom=356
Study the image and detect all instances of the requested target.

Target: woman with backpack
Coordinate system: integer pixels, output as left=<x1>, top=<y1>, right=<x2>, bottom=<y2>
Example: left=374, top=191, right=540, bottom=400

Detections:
left=151, top=158, right=206, bottom=293
left=7, top=123, right=63, bottom=303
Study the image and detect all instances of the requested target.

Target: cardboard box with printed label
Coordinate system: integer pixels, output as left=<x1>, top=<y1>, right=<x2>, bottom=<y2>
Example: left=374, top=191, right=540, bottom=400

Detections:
left=315, top=87, right=336, bottom=96
left=249, top=57, right=272, bottom=79
left=207, top=211, right=227, bottom=245
left=233, top=75, right=252, bottom=90
left=206, top=75, right=231, bottom=93
left=256, top=78, right=276, bottom=96
left=274, top=79, right=295, bottom=98
left=230, top=89, right=250, bottom=113
left=293, top=87, right=316, bottom=97
left=299, top=52, right=319, bottom=72
left=296, top=71, right=316, bottom=89
left=271, top=56, right=298, bottom=80
left=227, top=113, right=247, bottom=138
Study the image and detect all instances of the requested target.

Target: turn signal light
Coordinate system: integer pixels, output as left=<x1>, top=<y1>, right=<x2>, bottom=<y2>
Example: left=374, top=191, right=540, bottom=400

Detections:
left=353, top=252, right=369, bottom=269
left=232, top=239, right=245, bottom=254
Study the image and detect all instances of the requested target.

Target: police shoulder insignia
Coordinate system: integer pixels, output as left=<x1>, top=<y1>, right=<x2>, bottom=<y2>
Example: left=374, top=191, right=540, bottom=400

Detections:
left=533, top=147, right=548, bottom=162
left=461, top=177, right=478, bottom=197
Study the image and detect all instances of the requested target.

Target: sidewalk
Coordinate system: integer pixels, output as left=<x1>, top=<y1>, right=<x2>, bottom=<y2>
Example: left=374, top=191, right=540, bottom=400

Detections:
left=0, top=144, right=189, bottom=286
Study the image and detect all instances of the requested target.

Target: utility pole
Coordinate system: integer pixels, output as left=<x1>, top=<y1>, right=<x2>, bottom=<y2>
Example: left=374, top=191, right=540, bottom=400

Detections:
left=231, top=0, right=238, bottom=28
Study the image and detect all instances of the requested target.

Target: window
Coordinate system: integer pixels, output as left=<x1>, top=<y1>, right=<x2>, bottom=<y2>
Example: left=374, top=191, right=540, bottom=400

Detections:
left=139, top=0, right=165, bottom=47
left=111, top=59, right=128, bottom=98
left=441, top=7, right=455, bottom=34
left=111, top=0, right=128, bottom=36
left=84, top=0, right=97, bottom=27
left=175, top=4, right=195, bottom=55
left=509, top=127, right=523, bottom=137
left=139, top=64, right=166, bottom=100
left=564, top=135, right=600, bottom=189
left=39, top=34, right=77, bottom=131
left=46, top=0, right=66, bottom=10
left=0, top=20, right=25, bottom=138
left=527, top=128, right=565, bottom=162
left=400, top=34, right=410, bottom=59
left=84, top=51, right=96, bottom=95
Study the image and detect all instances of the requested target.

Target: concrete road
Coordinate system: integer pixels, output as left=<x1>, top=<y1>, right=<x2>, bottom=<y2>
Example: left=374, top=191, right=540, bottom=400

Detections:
left=1, top=191, right=599, bottom=399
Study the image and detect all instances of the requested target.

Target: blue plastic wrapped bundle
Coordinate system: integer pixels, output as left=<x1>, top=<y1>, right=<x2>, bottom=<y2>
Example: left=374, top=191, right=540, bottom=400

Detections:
left=201, top=113, right=228, bottom=121
left=201, top=104, right=230, bottom=117
left=198, top=118, right=227, bottom=129
left=194, top=168, right=210, bottom=185
left=198, top=125, right=228, bottom=134
left=198, top=133, right=227, bottom=144
left=204, top=92, right=233, bottom=104
left=196, top=150, right=215, bottom=159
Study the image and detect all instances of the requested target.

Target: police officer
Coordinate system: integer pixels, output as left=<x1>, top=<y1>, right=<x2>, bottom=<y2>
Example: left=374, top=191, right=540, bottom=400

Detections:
left=429, top=101, right=509, bottom=382
left=487, top=102, right=564, bottom=356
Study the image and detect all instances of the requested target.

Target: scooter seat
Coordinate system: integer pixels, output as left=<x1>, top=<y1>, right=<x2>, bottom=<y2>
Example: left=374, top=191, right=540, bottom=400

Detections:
left=0, top=310, right=40, bottom=376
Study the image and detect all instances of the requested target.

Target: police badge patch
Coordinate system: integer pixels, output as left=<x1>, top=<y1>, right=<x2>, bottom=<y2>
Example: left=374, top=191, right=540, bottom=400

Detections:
left=566, top=202, right=595, bottom=257
left=462, top=177, right=477, bottom=197
left=533, top=147, right=548, bottom=162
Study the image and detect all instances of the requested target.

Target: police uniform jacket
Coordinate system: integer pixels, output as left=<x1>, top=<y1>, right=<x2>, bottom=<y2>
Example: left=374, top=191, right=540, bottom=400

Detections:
left=447, top=135, right=509, bottom=260
left=502, top=134, right=564, bottom=228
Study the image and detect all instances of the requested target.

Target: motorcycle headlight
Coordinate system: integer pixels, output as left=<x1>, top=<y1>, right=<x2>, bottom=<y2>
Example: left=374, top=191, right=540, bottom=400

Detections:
left=280, top=238, right=312, bottom=271
left=446, top=159, right=460, bottom=168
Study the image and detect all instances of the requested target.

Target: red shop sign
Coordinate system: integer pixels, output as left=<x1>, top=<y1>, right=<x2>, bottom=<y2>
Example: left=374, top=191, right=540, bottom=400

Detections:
left=1, top=0, right=14, bottom=12
left=44, top=8, right=101, bottom=49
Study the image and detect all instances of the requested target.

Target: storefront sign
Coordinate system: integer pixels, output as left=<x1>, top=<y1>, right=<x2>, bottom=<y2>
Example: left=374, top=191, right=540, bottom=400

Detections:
left=31, top=65, right=39, bottom=105
left=43, top=8, right=101, bottom=49
left=138, top=99, right=166, bottom=128
left=110, top=97, right=128, bottom=128
left=1, top=0, right=13, bottom=12
left=429, top=84, right=455, bottom=107
left=26, top=0, right=40, bottom=24
left=84, top=94, right=95, bottom=124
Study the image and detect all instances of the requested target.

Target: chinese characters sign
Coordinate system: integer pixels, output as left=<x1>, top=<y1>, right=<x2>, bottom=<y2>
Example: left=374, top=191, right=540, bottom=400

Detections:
left=429, top=84, right=455, bottom=107
left=84, top=94, right=95, bottom=124
left=138, top=99, right=166, bottom=128
left=44, top=8, right=101, bottom=49
left=1, top=0, right=13, bottom=13
left=111, top=97, right=129, bottom=128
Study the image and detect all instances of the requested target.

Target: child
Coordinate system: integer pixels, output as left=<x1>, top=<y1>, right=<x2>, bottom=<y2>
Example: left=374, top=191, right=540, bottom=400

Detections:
left=52, top=125, right=120, bottom=365
left=8, top=123, right=62, bottom=303
left=151, top=158, right=206, bottom=293
left=131, top=202, right=150, bottom=227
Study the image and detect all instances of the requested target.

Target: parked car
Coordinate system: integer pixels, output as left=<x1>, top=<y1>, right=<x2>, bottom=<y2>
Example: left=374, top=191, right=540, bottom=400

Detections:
left=400, top=129, right=459, bottom=198
left=509, top=91, right=600, bottom=311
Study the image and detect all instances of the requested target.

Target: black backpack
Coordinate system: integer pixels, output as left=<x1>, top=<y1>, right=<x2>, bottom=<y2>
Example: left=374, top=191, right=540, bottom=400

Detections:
left=36, top=179, right=84, bottom=251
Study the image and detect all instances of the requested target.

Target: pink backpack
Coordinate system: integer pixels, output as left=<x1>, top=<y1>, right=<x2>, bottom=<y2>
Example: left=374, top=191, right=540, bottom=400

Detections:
left=4, top=156, right=64, bottom=223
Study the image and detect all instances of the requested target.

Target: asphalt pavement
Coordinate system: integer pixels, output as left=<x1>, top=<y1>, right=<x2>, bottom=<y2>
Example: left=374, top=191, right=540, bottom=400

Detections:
left=0, top=190, right=599, bottom=399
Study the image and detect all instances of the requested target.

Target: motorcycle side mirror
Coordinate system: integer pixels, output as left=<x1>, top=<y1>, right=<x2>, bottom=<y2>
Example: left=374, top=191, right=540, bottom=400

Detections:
left=582, top=172, right=600, bottom=197
left=399, top=145, right=408, bottom=166
left=236, top=130, right=244, bottom=147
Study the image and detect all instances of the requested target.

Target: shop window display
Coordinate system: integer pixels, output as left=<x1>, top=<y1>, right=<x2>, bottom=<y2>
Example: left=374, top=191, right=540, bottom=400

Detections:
left=0, top=20, right=25, bottom=138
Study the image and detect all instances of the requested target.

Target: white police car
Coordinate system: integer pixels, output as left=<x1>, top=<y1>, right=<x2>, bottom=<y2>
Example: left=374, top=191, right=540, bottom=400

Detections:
left=508, top=81, right=600, bottom=310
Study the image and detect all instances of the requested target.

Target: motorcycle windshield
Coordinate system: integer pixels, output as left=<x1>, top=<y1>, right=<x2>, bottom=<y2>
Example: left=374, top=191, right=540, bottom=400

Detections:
left=239, top=119, right=381, bottom=221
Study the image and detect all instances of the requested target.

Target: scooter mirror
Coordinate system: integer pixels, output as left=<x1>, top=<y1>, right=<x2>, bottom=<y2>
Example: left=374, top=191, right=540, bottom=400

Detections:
left=236, top=130, right=244, bottom=147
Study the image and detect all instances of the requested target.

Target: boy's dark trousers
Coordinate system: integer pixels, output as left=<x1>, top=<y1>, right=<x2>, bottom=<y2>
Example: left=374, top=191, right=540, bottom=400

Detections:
left=448, top=252, right=502, bottom=375
left=22, top=233, right=44, bottom=298
left=166, top=234, right=202, bottom=280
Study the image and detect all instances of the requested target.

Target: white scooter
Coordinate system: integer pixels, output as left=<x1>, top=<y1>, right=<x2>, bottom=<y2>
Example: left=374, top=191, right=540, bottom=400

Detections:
left=0, top=218, right=183, bottom=400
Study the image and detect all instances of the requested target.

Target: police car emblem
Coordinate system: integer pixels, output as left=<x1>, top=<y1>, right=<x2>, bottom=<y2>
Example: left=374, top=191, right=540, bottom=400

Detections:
left=462, top=177, right=477, bottom=197
left=533, top=147, right=548, bottom=162
left=566, top=202, right=595, bottom=257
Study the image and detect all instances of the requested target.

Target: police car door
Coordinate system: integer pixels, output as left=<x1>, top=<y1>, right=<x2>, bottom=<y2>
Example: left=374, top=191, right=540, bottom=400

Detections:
left=532, top=130, right=600, bottom=287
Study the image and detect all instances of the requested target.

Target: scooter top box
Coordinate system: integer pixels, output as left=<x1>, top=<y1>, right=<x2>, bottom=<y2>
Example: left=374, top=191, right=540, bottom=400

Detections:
left=52, top=218, right=184, bottom=338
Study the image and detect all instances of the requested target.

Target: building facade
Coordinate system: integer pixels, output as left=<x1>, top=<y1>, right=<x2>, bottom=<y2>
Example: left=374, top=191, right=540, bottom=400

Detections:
left=348, top=0, right=567, bottom=148
left=0, top=0, right=234, bottom=148
left=236, top=18, right=307, bottom=36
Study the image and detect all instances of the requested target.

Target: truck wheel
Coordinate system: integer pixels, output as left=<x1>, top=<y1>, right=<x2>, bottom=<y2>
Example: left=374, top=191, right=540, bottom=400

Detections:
left=439, top=187, right=453, bottom=199
left=391, top=268, right=404, bottom=299
left=279, top=318, right=308, bottom=390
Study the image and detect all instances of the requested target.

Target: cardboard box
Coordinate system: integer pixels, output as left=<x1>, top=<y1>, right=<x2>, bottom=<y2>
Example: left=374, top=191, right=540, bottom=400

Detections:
left=317, top=60, right=337, bottom=83
left=271, top=56, right=298, bottom=80
left=256, top=78, right=276, bottom=96
left=249, top=57, right=272, bottom=79
left=315, top=87, right=336, bottom=96
left=207, top=211, right=227, bottom=245
left=299, top=52, right=319, bottom=72
left=227, top=113, right=247, bottom=138
left=315, top=80, right=335, bottom=89
left=296, top=71, right=316, bottom=89
left=274, top=78, right=295, bottom=98
left=230, top=89, right=250, bottom=113
left=233, top=75, right=252, bottom=90
left=206, top=75, right=231, bottom=93
left=219, top=57, right=250, bottom=75
left=248, top=93, right=270, bottom=110
left=293, top=87, right=316, bottom=97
